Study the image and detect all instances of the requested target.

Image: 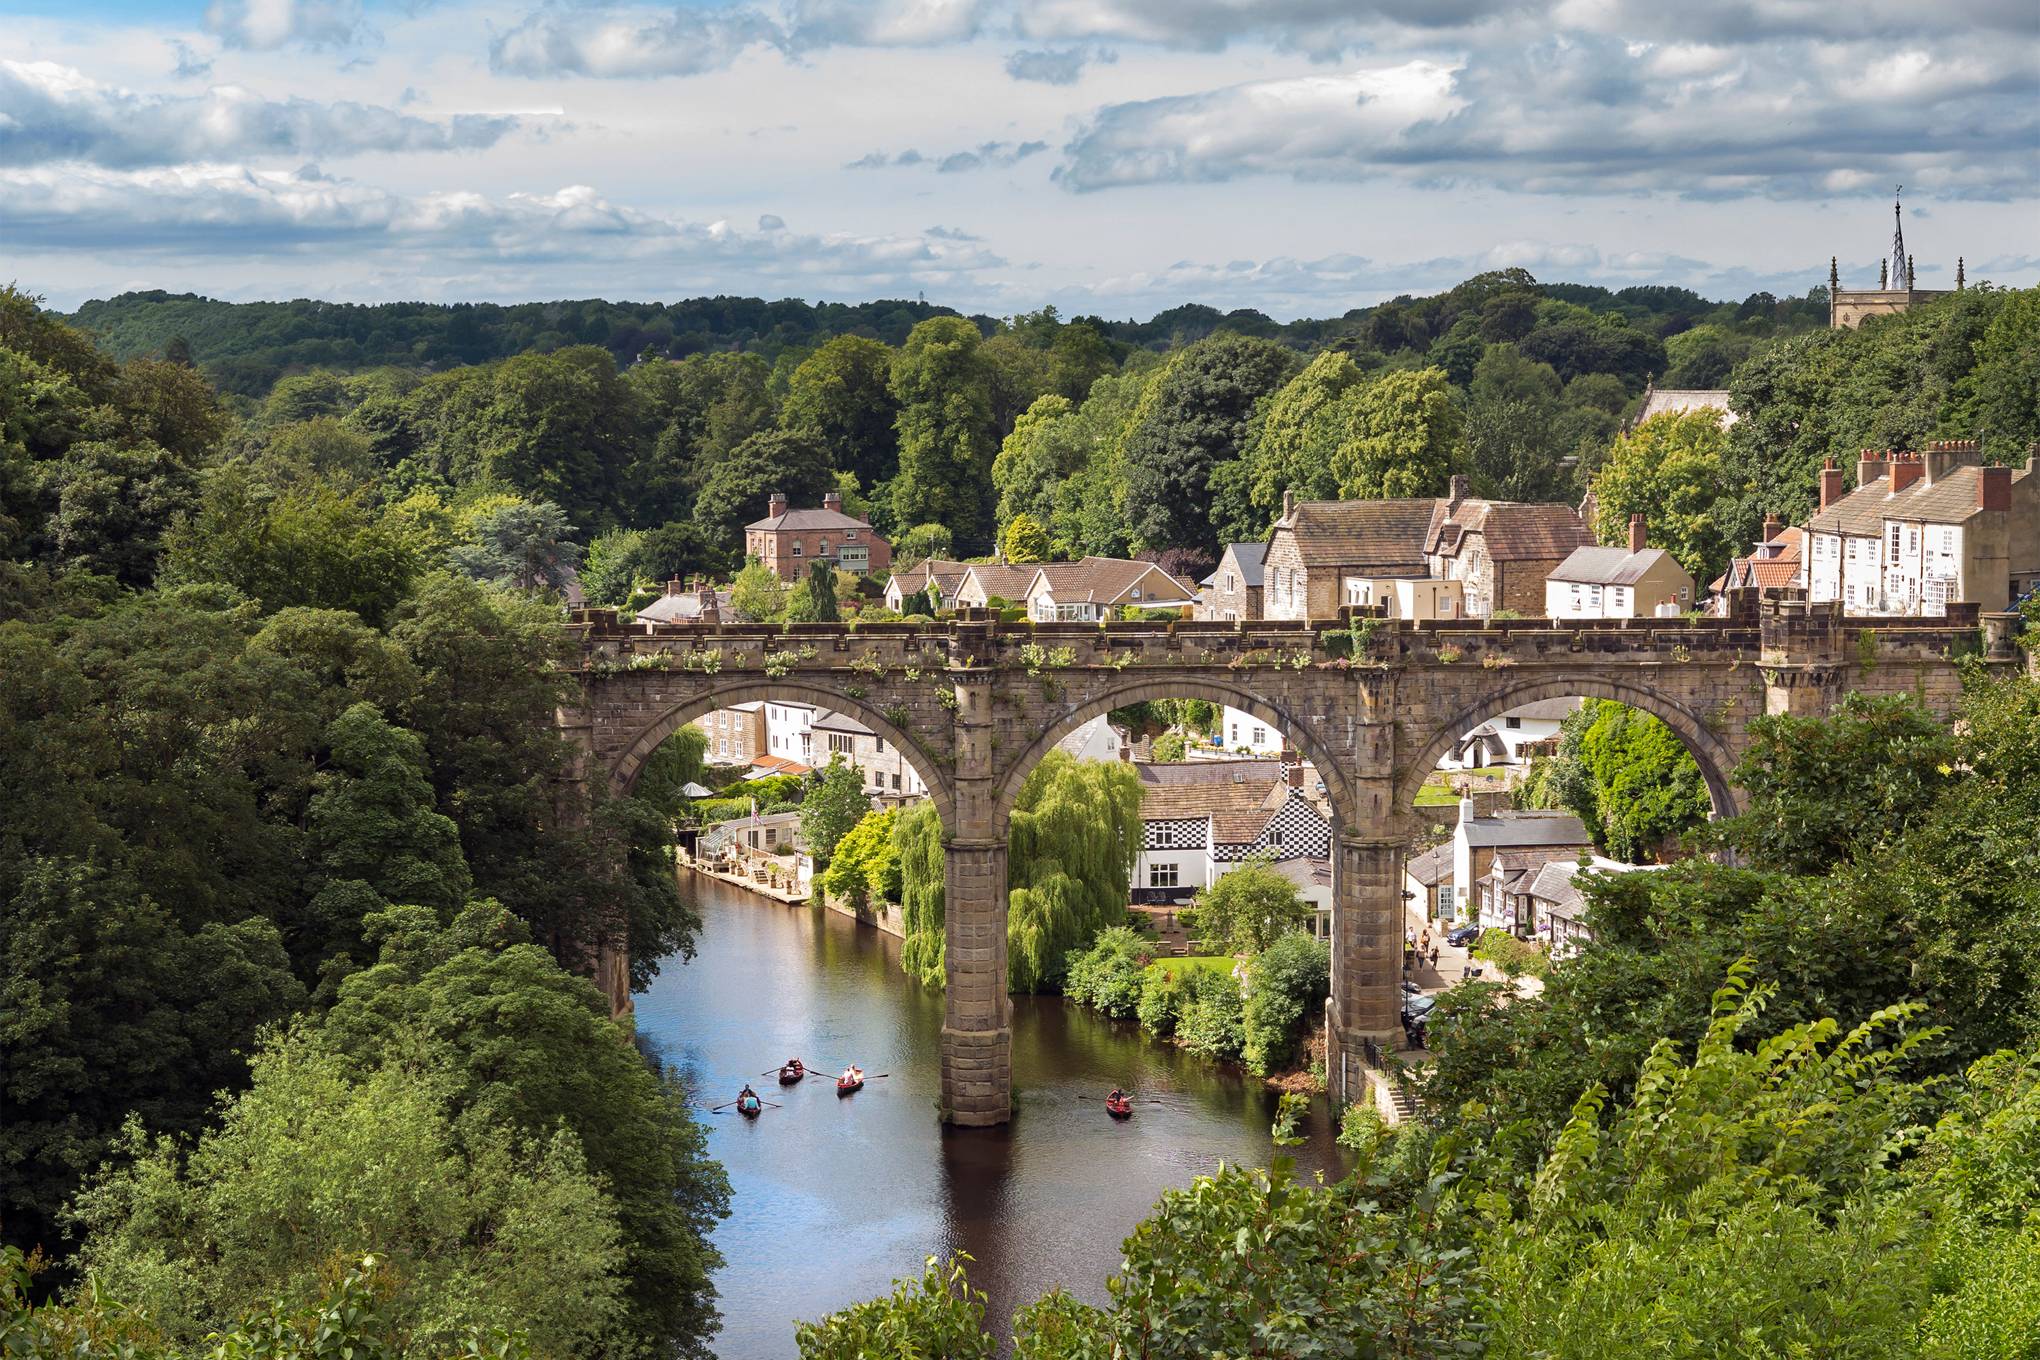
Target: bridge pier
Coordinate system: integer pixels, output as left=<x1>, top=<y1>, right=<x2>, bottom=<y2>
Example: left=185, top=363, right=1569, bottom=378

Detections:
left=941, top=839, right=1012, bottom=1124
left=1327, top=833, right=1406, bottom=1112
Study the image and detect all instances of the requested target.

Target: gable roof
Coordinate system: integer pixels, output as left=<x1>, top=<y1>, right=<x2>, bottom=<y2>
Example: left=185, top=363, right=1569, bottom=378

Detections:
left=1139, top=776, right=1283, bottom=824
left=1630, top=387, right=1736, bottom=430
left=634, top=587, right=731, bottom=623
left=1030, top=557, right=1198, bottom=606
left=1549, top=544, right=1688, bottom=587
left=890, top=558, right=969, bottom=595
left=1460, top=809, right=1592, bottom=850
left=1404, top=843, right=1452, bottom=888
left=1215, top=542, right=1267, bottom=588
left=1808, top=462, right=2029, bottom=536
left=1279, top=499, right=1440, bottom=572
left=960, top=562, right=1042, bottom=603
left=1138, top=759, right=1287, bottom=787
left=746, top=506, right=874, bottom=532
left=1430, top=500, right=1594, bottom=562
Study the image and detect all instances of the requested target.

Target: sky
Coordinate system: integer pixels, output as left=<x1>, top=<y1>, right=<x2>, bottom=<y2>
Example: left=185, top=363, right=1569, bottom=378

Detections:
left=3, top=0, right=2036, bottom=319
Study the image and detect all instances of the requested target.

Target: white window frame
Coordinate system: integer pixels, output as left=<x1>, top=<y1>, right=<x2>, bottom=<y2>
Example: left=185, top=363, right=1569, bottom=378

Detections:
left=1148, top=862, right=1179, bottom=889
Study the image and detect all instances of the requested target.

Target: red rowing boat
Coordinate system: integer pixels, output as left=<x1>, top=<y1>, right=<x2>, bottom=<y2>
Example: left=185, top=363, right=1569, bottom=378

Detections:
left=1105, top=1093, right=1133, bottom=1119
left=836, top=1067, right=864, bottom=1096
left=778, top=1061, right=805, bottom=1085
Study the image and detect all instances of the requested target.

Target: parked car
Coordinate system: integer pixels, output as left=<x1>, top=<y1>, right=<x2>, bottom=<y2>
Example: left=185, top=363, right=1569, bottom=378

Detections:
left=1445, top=923, right=1482, bottom=948
left=1401, top=978, right=1423, bottom=996
left=1400, top=992, right=1439, bottom=1048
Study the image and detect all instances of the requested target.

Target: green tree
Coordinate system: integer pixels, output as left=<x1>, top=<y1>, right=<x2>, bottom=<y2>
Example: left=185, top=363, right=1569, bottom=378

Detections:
left=1005, top=753, right=1144, bottom=992
left=1242, top=930, right=1331, bottom=1074
left=819, top=808, right=902, bottom=909
left=893, top=522, right=955, bottom=569
left=36, top=438, right=198, bottom=586
left=1328, top=366, right=1462, bottom=500
left=1245, top=349, right=1366, bottom=516
left=69, top=1026, right=633, bottom=1356
left=801, top=757, right=870, bottom=869
left=729, top=557, right=787, bottom=621
left=895, top=801, right=948, bottom=987
left=890, top=317, right=998, bottom=550
left=1120, top=334, right=1301, bottom=556
left=691, top=427, right=835, bottom=548
left=318, top=903, right=730, bottom=1357
left=1000, top=513, right=1050, bottom=564
left=634, top=726, right=711, bottom=819
left=1589, top=409, right=1734, bottom=581
left=450, top=497, right=583, bottom=594
left=797, top=1256, right=993, bottom=1360
left=785, top=558, right=840, bottom=623
left=780, top=335, right=900, bottom=489
left=480, top=346, right=642, bottom=531
left=1191, top=855, right=1313, bottom=955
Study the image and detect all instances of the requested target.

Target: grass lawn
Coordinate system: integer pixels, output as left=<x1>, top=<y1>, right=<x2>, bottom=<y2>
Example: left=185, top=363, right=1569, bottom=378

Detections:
left=1415, top=784, right=1459, bottom=807
left=1150, top=955, right=1236, bottom=978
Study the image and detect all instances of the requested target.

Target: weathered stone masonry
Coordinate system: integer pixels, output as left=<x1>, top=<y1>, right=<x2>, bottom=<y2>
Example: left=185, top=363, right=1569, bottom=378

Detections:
left=559, top=598, right=2021, bottom=1123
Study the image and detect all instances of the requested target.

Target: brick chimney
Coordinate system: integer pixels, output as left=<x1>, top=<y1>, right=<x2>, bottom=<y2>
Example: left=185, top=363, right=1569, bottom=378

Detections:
left=1761, top=515, right=1783, bottom=545
left=1447, top=474, right=1471, bottom=510
left=665, top=576, right=684, bottom=596
left=822, top=490, right=843, bottom=513
left=767, top=490, right=787, bottom=518
left=1889, top=451, right=1923, bottom=493
left=1924, top=439, right=1982, bottom=485
left=1628, top=513, right=1647, bottom=553
left=1857, top=449, right=1887, bottom=489
left=1818, top=457, right=1845, bottom=509
left=696, top=585, right=721, bottom=624
left=1980, top=465, right=2012, bottom=512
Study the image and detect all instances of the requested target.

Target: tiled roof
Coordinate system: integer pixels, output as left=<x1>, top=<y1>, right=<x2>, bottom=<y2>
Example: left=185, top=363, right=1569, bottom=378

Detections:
left=892, top=559, right=970, bottom=592
left=1281, top=499, right=1440, bottom=570
left=1550, top=544, right=1683, bottom=587
left=1140, top=777, right=1282, bottom=823
left=1632, top=388, right=1735, bottom=428
left=1807, top=463, right=2028, bottom=536
left=746, top=507, right=874, bottom=532
left=1432, top=500, right=1594, bottom=562
left=1034, top=557, right=1198, bottom=606
left=961, top=563, right=1041, bottom=602
left=1138, top=760, right=1287, bottom=787
left=748, top=755, right=813, bottom=777
left=1213, top=809, right=1275, bottom=841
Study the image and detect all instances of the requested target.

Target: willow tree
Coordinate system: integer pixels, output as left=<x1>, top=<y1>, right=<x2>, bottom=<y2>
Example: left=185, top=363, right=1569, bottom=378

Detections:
left=1006, top=752, right=1144, bottom=993
left=895, top=801, right=948, bottom=987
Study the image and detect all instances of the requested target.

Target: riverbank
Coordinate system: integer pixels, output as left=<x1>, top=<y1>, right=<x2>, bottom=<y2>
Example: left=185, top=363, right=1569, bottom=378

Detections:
left=639, top=870, right=1347, bottom=1358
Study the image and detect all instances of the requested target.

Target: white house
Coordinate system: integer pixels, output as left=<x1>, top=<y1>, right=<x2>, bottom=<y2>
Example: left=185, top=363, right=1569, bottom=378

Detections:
left=1023, top=557, right=1198, bottom=622
left=760, top=701, right=818, bottom=767
left=1522, top=855, right=1662, bottom=957
left=1804, top=444, right=2039, bottom=615
left=883, top=558, right=970, bottom=613
left=1545, top=516, right=1695, bottom=619
left=1055, top=714, right=1129, bottom=763
left=1448, top=798, right=1593, bottom=926
left=1343, top=576, right=1465, bottom=619
left=1217, top=706, right=1284, bottom=756
left=1436, top=698, right=1577, bottom=771
left=1132, top=763, right=1333, bottom=904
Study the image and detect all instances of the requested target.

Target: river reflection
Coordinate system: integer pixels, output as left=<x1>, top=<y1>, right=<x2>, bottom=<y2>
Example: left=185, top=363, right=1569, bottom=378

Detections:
left=633, top=871, right=1348, bottom=1359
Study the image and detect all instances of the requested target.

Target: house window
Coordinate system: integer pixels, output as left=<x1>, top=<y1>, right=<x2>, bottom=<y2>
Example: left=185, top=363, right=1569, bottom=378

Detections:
left=819, top=539, right=831, bottom=555
left=1504, top=715, right=1521, bottom=730
left=846, top=530, right=857, bottom=541
left=1229, top=723, right=1239, bottom=742
left=1148, top=863, right=1179, bottom=889
left=827, top=733, right=854, bottom=755
left=1846, top=584, right=1856, bottom=605
left=1131, top=588, right=1143, bottom=601
left=890, top=773, right=900, bottom=791
left=764, top=827, right=777, bottom=846
left=1266, top=829, right=1285, bottom=848
left=792, top=541, right=803, bottom=557
left=1251, top=726, right=1267, bottom=745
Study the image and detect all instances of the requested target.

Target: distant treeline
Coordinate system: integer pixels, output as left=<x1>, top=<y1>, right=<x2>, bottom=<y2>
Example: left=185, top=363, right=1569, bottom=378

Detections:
left=68, top=275, right=1830, bottom=399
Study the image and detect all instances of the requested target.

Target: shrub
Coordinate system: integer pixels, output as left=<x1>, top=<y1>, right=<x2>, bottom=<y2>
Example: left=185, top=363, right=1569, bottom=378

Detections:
left=1474, top=927, right=1550, bottom=980
left=1178, top=968, right=1246, bottom=1062
left=1136, top=963, right=1188, bottom=1037
left=1064, top=927, right=1152, bottom=1017
left=1243, top=932, right=1332, bottom=1075
left=820, top=808, right=901, bottom=909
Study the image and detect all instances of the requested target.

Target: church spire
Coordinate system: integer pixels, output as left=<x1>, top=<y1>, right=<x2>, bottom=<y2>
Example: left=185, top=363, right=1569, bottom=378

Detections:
left=1891, top=187, right=1906, bottom=293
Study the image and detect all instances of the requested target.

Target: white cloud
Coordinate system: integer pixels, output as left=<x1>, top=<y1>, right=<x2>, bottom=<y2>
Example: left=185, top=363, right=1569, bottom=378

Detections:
left=847, top=140, right=1047, bottom=172
left=489, top=4, right=784, bottom=78
left=0, top=60, right=522, bottom=168
left=205, top=0, right=367, bottom=50
left=1004, top=46, right=1115, bottom=84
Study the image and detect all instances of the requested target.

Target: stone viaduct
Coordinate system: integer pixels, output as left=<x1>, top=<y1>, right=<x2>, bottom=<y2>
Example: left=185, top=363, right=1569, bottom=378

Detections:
left=556, top=597, right=2023, bottom=1123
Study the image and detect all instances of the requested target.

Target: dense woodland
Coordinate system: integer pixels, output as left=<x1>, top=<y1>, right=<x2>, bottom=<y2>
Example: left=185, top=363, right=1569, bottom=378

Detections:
left=5, top=272, right=2040, bottom=1356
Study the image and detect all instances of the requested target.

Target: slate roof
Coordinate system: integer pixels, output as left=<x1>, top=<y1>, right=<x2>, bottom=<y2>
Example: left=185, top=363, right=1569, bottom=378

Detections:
left=1404, top=843, right=1453, bottom=888
left=1808, top=463, right=2029, bottom=536
left=1212, top=542, right=1267, bottom=588
left=1500, top=698, right=1581, bottom=723
left=1460, top=809, right=1592, bottom=850
left=1430, top=500, right=1594, bottom=562
left=1527, top=855, right=1663, bottom=920
left=1630, top=387, right=1735, bottom=430
left=1273, top=856, right=1333, bottom=892
left=745, top=506, right=873, bottom=532
left=810, top=710, right=874, bottom=736
left=1549, top=544, right=1683, bottom=587
left=891, top=559, right=970, bottom=595
left=1138, top=760, right=1287, bottom=787
left=635, top=587, right=731, bottom=623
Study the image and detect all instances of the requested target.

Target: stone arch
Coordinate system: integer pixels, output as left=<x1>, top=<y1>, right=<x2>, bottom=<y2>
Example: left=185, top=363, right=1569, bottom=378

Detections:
left=604, top=679, right=958, bottom=829
left=993, top=678, right=1357, bottom=831
left=1395, top=671, right=1742, bottom=818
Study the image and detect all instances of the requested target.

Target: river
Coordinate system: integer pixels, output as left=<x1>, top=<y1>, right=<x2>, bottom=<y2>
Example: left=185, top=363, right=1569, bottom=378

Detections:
left=632, top=870, right=1349, bottom=1358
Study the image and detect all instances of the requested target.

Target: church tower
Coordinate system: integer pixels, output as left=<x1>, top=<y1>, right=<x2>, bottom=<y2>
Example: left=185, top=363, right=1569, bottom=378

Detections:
left=1828, top=190, right=1957, bottom=329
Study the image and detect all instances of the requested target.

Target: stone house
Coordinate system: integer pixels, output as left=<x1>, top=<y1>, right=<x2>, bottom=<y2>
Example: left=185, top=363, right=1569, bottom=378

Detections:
left=1262, top=494, right=1439, bottom=621
left=1804, top=443, right=2040, bottom=615
left=634, top=577, right=728, bottom=625
left=694, top=702, right=764, bottom=766
left=810, top=710, right=927, bottom=806
left=1709, top=520, right=1805, bottom=613
left=883, top=558, right=969, bottom=613
left=1403, top=843, right=1453, bottom=926
left=1425, top=477, right=1594, bottom=617
left=1198, top=542, right=1266, bottom=621
left=744, top=490, right=892, bottom=582
left=1522, top=855, right=1662, bottom=956
left=1545, top=516, right=1696, bottom=619
left=1447, top=798, right=1593, bottom=926
left=1473, top=847, right=1589, bottom=936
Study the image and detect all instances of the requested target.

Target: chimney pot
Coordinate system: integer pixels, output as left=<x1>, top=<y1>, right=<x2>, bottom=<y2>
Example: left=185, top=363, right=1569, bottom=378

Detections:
left=1761, top=515, right=1783, bottom=544
left=823, top=490, right=843, bottom=512
left=1889, top=457, right=1923, bottom=493
left=1628, top=513, right=1647, bottom=553
left=1857, top=451, right=1888, bottom=489
left=767, top=490, right=787, bottom=518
